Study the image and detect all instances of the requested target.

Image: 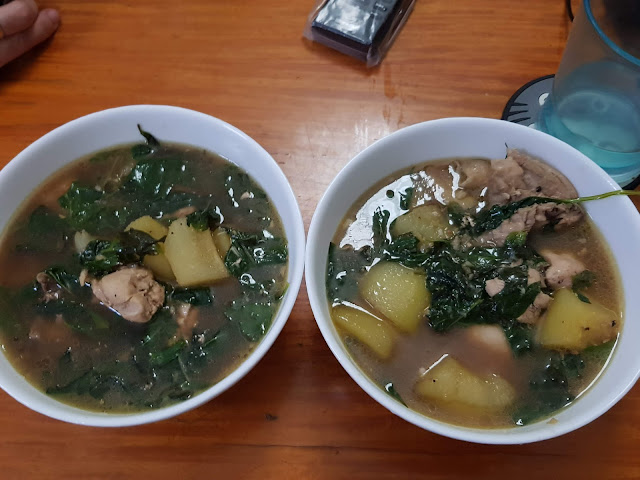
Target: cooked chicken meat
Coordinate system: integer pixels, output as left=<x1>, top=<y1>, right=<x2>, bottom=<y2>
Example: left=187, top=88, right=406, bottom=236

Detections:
left=541, top=250, right=586, bottom=290
left=471, top=150, right=584, bottom=246
left=90, top=266, right=165, bottom=323
left=488, top=149, right=579, bottom=205
left=485, top=278, right=505, bottom=297
left=517, top=292, right=552, bottom=324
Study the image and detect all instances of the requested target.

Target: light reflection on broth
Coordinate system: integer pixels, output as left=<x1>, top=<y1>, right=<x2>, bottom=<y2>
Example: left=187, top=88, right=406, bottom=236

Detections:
left=328, top=152, right=622, bottom=428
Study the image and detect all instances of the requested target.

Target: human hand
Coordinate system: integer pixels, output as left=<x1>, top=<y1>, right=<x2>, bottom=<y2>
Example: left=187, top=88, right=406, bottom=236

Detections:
left=0, top=0, right=59, bottom=67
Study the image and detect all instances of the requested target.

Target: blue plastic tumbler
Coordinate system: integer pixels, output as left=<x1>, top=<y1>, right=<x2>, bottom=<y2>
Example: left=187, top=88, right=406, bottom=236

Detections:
left=538, top=0, right=640, bottom=186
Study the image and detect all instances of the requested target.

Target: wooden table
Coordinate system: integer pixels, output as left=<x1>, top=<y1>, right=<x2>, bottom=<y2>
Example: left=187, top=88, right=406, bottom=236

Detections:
left=1, top=0, right=639, bottom=478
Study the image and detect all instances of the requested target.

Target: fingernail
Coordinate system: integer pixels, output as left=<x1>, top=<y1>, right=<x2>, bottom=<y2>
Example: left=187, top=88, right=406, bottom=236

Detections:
left=44, top=8, right=60, bottom=26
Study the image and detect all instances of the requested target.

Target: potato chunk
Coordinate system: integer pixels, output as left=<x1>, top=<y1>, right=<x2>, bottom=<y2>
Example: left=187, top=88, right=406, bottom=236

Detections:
left=359, top=262, right=430, bottom=333
left=143, top=243, right=175, bottom=281
left=536, top=288, right=620, bottom=352
left=391, top=205, right=456, bottom=247
left=164, top=218, right=228, bottom=287
left=415, top=356, right=516, bottom=410
left=332, top=305, right=396, bottom=359
left=126, top=216, right=168, bottom=240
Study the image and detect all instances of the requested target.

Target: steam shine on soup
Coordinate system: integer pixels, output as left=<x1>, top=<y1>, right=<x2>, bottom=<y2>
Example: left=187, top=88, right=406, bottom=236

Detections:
left=0, top=127, right=288, bottom=412
left=327, top=150, right=622, bottom=428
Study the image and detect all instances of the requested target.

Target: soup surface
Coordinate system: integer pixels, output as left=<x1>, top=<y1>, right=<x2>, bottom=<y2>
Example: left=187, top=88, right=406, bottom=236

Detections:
left=0, top=127, right=288, bottom=412
left=327, top=150, right=622, bottom=428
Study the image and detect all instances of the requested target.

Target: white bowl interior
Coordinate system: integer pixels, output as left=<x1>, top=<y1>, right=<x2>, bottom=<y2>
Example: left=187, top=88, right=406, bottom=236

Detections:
left=0, top=105, right=305, bottom=426
left=305, top=117, right=640, bottom=444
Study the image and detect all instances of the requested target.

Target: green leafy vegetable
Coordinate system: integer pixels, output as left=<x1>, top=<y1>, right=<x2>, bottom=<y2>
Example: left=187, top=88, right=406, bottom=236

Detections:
left=503, top=320, right=534, bottom=355
left=43, top=266, right=79, bottom=293
left=14, top=206, right=70, bottom=253
left=165, top=286, right=213, bottom=306
left=35, top=300, right=109, bottom=335
left=224, top=230, right=287, bottom=277
left=186, top=207, right=222, bottom=231
left=79, top=230, right=159, bottom=276
left=326, top=242, right=372, bottom=304
left=425, top=243, right=485, bottom=332
left=383, top=382, right=407, bottom=406
left=399, top=187, right=414, bottom=210
left=372, top=207, right=391, bottom=253
left=468, top=190, right=640, bottom=236
left=513, top=353, right=584, bottom=426
left=425, top=242, right=544, bottom=332
left=150, top=340, right=188, bottom=367
left=224, top=299, right=275, bottom=342
left=385, top=233, right=431, bottom=268
left=137, top=124, right=160, bottom=149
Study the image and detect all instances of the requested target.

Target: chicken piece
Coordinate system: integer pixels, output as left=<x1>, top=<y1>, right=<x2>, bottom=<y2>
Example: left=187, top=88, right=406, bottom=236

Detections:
left=517, top=292, right=552, bottom=324
left=454, top=158, right=491, bottom=189
left=475, top=202, right=582, bottom=247
left=527, top=268, right=544, bottom=286
left=464, top=325, right=512, bottom=359
left=90, top=266, right=165, bottom=323
left=541, top=250, right=586, bottom=290
left=485, top=278, right=505, bottom=297
left=488, top=149, right=579, bottom=205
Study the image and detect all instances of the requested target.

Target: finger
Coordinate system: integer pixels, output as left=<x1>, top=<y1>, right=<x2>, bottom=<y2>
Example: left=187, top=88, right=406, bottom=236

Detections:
left=0, top=8, right=59, bottom=66
left=0, top=0, right=38, bottom=37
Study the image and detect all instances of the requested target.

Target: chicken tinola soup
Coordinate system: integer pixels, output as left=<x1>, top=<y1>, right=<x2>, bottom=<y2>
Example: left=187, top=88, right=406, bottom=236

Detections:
left=0, top=127, right=288, bottom=412
left=327, top=150, right=622, bottom=428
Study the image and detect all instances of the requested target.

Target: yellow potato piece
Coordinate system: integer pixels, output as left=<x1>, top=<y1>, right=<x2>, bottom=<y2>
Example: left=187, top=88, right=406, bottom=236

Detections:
left=212, top=228, right=232, bottom=258
left=332, top=305, right=396, bottom=359
left=415, top=356, right=516, bottom=410
left=164, top=218, right=229, bottom=287
left=391, top=205, right=456, bottom=247
left=125, top=215, right=168, bottom=240
left=536, top=288, right=620, bottom=352
left=359, top=261, right=430, bottom=333
left=143, top=243, right=175, bottom=281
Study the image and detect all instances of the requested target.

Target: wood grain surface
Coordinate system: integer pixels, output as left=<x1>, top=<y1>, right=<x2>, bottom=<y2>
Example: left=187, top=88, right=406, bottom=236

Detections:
left=1, top=0, right=638, bottom=478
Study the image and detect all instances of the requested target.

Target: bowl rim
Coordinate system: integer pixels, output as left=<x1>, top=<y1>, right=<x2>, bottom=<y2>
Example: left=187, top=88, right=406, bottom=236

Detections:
left=0, top=104, right=306, bottom=427
left=305, top=116, right=640, bottom=444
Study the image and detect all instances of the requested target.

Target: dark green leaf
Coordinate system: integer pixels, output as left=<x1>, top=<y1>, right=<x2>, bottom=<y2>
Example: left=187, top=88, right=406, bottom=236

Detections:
left=137, top=124, right=161, bottom=149
left=165, top=286, right=213, bottom=306
left=122, top=156, right=191, bottom=198
left=150, top=340, right=188, bottom=367
left=142, top=309, right=177, bottom=351
left=14, top=206, right=70, bottom=253
left=503, top=321, right=534, bottom=355
left=383, top=382, right=407, bottom=406
left=224, top=230, right=288, bottom=277
left=399, top=187, right=414, bottom=210
left=385, top=233, right=431, bottom=268
left=513, top=353, right=581, bottom=426
left=326, top=242, right=372, bottom=304
left=572, top=270, right=595, bottom=292
left=468, top=197, right=559, bottom=236
left=43, top=266, right=79, bottom=293
left=186, top=207, right=221, bottom=231
left=372, top=207, right=391, bottom=252
left=225, top=299, right=275, bottom=342
left=79, top=231, right=158, bottom=276
left=35, top=300, right=109, bottom=335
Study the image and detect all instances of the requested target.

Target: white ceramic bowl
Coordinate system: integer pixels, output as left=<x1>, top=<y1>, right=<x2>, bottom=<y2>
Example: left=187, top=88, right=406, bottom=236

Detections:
left=305, top=117, right=640, bottom=444
left=0, top=105, right=305, bottom=427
